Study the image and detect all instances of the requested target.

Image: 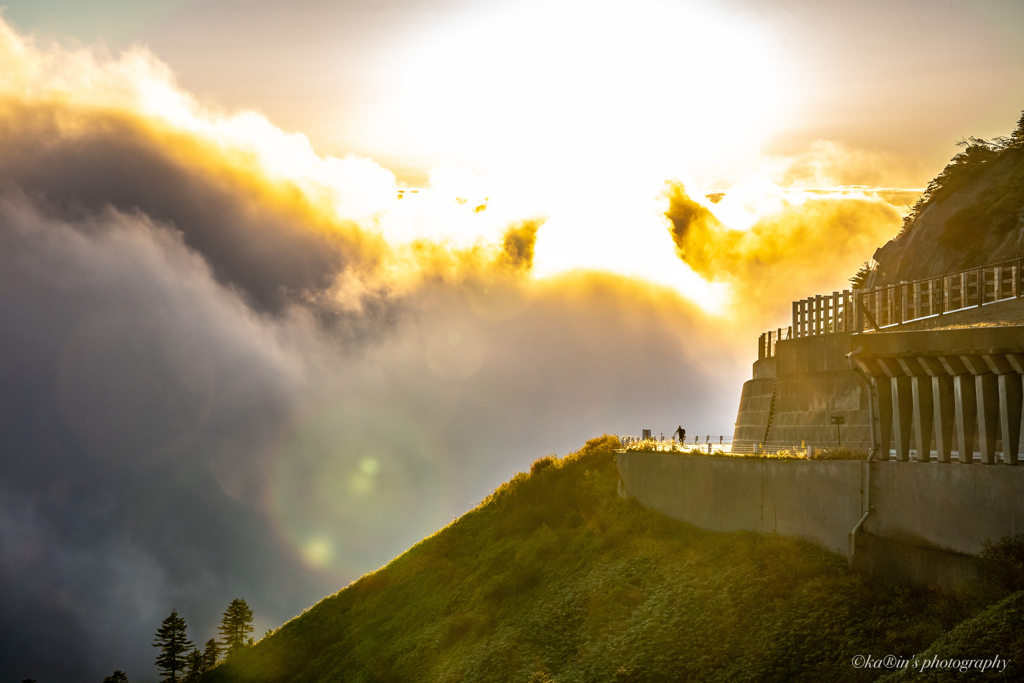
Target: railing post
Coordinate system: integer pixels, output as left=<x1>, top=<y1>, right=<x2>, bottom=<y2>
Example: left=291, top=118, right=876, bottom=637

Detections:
left=841, top=289, right=850, bottom=331
left=1017, top=259, right=1022, bottom=298
left=937, top=277, right=944, bottom=316
left=977, top=268, right=984, bottom=307
left=887, top=286, right=894, bottom=326
left=792, top=301, right=799, bottom=338
left=899, top=282, right=907, bottom=326
left=855, top=290, right=864, bottom=333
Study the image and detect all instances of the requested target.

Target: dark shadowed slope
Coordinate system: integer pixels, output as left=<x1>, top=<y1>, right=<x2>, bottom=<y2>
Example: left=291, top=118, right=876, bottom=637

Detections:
left=201, top=436, right=1024, bottom=683
left=868, top=112, right=1024, bottom=286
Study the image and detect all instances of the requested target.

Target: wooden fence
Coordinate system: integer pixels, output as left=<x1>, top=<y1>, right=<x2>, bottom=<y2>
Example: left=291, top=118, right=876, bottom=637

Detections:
left=758, top=326, right=792, bottom=360
left=757, top=259, right=1024, bottom=359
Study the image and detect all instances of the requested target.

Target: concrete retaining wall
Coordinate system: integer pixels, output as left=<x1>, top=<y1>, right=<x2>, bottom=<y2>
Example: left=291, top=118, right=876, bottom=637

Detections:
left=732, top=326, right=1024, bottom=454
left=617, top=452, right=862, bottom=556
left=618, top=451, right=1024, bottom=586
left=732, top=333, right=873, bottom=452
left=866, top=462, right=1024, bottom=555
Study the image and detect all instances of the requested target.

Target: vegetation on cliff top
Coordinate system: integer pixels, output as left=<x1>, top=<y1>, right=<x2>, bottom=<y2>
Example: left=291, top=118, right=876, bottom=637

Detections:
left=889, top=110, right=1024, bottom=257
left=902, top=110, right=1024, bottom=238
left=199, top=435, right=1024, bottom=682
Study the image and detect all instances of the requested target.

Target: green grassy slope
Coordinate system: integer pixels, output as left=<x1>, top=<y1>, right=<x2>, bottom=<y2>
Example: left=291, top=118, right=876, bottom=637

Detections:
left=879, top=590, right=1024, bottom=682
left=204, top=436, right=1021, bottom=683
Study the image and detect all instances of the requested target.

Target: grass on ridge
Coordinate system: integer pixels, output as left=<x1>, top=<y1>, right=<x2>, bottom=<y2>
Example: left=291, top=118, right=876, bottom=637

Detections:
left=204, top=435, right=1018, bottom=683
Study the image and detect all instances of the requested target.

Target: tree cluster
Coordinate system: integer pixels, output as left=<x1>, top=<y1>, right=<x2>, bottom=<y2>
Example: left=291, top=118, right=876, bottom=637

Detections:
left=149, top=599, right=254, bottom=683
left=898, top=109, right=1024, bottom=238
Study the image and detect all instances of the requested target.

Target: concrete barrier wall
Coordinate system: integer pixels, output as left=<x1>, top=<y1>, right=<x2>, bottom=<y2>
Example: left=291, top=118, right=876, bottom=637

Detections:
left=867, top=462, right=1024, bottom=555
left=617, top=452, right=862, bottom=556
left=618, top=451, right=1024, bottom=585
left=732, top=332, right=873, bottom=452
left=761, top=459, right=863, bottom=556
left=733, top=378, right=775, bottom=446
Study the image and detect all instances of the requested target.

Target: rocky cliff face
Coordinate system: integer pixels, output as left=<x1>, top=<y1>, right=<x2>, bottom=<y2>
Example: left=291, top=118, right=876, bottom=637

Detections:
left=866, top=143, right=1024, bottom=288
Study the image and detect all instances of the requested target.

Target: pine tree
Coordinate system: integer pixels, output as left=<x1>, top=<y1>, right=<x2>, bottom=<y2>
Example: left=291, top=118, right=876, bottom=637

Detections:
left=183, top=649, right=205, bottom=683
left=1011, top=110, right=1024, bottom=149
left=153, top=609, right=193, bottom=683
left=102, top=672, right=129, bottom=683
left=218, top=598, right=255, bottom=657
left=202, top=637, right=223, bottom=669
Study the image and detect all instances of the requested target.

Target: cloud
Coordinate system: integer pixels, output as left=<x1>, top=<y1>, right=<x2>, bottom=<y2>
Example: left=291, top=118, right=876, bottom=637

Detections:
left=0, top=19, right=757, bottom=681
left=0, top=15, right=914, bottom=682
left=770, top=139, right=932, bottom=190
left=0, top=182, right=745, bottom=680
left=665, top=181, right=904, bottom=327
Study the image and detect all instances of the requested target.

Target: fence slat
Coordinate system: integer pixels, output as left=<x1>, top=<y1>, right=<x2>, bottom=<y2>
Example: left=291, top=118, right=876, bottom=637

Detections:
left=777, top=259, right=1021, bottom=346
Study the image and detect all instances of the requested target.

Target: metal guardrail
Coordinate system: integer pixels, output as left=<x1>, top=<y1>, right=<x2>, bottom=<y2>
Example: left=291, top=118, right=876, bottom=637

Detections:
left=618, top=437, right=818, bottom=456
left=757, top=259, right=1024, bottom=358
left=858, top=259, right=1021, bottom=330
left=619, top=435, right=731, bottom=453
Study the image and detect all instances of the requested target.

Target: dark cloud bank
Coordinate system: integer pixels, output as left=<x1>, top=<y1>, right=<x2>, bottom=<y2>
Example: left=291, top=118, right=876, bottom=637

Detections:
left=0, top=103, right=745, bottom=680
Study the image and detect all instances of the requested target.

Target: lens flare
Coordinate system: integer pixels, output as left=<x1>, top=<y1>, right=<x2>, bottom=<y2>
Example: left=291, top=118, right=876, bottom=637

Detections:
left=264, top=401, right=446, bottom=577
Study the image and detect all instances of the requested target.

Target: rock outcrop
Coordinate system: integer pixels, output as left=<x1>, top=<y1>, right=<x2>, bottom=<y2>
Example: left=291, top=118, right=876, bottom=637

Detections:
left=867, top=144, right=1024, bottom=288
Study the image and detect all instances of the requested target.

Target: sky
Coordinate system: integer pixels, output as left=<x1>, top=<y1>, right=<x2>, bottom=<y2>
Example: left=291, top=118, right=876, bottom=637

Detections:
left=0, top=0, right=1022, bottom=680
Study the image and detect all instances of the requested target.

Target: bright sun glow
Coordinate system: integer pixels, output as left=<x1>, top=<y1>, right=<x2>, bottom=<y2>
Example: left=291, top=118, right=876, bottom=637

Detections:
left=132, top=0, right=791, bottom=313
left=0, top=11, right=792, bottom=315
left=380, top=0, right=789, bottom=177
left=369, top=0, right=790, bottom=311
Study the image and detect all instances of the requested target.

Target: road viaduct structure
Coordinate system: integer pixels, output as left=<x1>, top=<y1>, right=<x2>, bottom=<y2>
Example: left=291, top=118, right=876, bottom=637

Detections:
left=619, top=259, right=1024, bottom=586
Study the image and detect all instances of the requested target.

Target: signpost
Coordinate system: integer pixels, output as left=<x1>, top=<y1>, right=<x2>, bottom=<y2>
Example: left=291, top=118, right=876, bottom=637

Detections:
left=830, top=415, right=846, bottom=448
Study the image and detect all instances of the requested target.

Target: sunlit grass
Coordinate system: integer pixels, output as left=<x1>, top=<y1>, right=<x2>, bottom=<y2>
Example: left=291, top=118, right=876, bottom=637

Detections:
left=204, top=436, right=1016, bottom=682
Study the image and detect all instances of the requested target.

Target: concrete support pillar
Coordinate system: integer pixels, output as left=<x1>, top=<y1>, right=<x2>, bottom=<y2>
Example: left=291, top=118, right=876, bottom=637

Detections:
left=999, top=373, right=1023, bottom=465
left=918, top=357, right=952, bottom=463
left=932, top=376, right=955, bottom=463
left=954, top=375, right=977, bottom=463
left=875, top=377, right=893, bottom=461
left=912, top=376, right=934, bottom=462
left=976, top=374, right=999, bottom=464
left=892, top=376, right=913, bottom=461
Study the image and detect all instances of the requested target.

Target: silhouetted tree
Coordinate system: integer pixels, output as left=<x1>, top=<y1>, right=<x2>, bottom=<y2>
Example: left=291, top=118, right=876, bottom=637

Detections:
left=102, top=672, right=129, bottom=683
left=849, top=261, right=873, bottom=288
left=1011, top=111, right=1024, bottom=149
left=153, top=609, right=193, bottom=683
left=184, top=649, right=206, bottom=683
left=202, top=638, right=223, bottom=669
left=218, top=598, right=254, bottom=657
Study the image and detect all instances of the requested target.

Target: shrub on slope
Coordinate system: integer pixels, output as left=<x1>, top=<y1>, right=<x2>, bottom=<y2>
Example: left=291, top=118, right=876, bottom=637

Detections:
left=878, top=590, right=1024, bottom=682
left=204, top=436, right=969, bottom=683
